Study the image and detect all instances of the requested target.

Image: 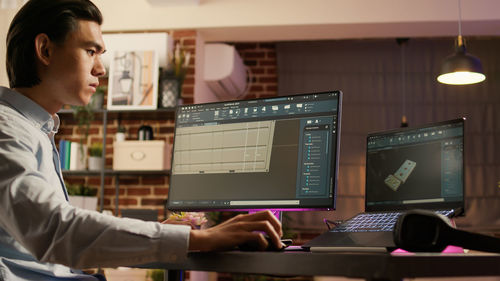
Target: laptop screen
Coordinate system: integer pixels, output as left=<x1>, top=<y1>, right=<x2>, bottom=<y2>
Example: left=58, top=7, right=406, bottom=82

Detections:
left=365, top=118, right=465, bottom=214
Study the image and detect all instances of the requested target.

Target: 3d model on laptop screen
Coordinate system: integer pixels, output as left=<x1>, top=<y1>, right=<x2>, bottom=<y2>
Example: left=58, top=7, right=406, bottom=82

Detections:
left=366, top=121, right=464, bottom=209
left=384, top=159, right=417, bottom=191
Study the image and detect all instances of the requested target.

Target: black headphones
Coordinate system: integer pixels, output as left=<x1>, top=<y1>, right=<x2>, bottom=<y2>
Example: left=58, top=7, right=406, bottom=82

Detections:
left=393, top=209, right=500, bottom=253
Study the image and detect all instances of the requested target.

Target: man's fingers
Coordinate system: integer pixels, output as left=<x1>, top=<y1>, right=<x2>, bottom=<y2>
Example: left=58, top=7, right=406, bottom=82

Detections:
left=190, top=228, right=267, bottom=252
left=215, top=220, right=282, bottom=249
left=224, top=231, right=270, bottom=251
left=243, top=232, right=270, bottom=251
left=228, top=211, right=283, bottom=237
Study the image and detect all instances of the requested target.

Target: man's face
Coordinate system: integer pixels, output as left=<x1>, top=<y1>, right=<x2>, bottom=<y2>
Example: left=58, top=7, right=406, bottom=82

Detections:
left=44, top=20, right=106, bottom=107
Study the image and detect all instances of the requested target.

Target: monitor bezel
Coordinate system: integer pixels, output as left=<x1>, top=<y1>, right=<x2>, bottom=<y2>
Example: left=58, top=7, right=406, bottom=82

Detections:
left=166, top=90, right=343, bottom=212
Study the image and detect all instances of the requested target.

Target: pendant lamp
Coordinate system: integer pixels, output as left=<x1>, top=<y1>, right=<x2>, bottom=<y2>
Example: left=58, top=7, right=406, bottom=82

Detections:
left=397, top=38, right=409, bottom=127
left=437, top=0, right=485, bottom=85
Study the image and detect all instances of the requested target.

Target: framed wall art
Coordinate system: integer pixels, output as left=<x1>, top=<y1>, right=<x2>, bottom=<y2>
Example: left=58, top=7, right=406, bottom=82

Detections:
left=107, top=50, right=159, bottom=110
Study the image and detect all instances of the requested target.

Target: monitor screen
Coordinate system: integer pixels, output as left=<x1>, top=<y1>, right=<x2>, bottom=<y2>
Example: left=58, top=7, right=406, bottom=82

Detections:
left=166, top=91, right=342, bottom=211
left=365, top=118, right=465, bottom=213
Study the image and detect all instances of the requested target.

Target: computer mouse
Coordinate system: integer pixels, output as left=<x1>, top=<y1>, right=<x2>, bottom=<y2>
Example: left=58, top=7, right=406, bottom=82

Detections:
left=237, top=236, right=292, bottom=252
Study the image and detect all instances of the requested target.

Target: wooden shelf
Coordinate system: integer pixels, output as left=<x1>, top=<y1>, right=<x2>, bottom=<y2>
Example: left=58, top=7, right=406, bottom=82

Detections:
left=107, top=108, right=176, bottom=120
left=58, top=107, right=175, bottom=213
left=57, top=108, right=107, bottom=115
left=57, top=108, right=176, bottom=120
left=62, top=169, right=171, bottom=176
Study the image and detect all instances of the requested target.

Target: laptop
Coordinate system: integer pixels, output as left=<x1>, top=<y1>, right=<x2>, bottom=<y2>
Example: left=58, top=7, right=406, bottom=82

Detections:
left=302, top=118, right=465, bottom=252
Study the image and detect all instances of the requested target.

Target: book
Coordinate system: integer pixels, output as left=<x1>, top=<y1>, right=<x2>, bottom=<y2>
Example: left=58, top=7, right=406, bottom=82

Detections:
left=69, top=142, right=87, bottom=170
left=59, top=140, right=66, bottom=170
left=65, top=141, right=71, bottom=170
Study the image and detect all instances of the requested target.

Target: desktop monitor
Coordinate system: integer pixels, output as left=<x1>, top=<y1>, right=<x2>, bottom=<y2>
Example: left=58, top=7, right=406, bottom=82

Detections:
left=166, top=91, right=342, bottom=212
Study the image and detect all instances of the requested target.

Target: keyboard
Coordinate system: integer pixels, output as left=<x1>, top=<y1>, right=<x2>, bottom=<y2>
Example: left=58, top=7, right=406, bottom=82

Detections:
left=331, top=209, right=454, bottom=233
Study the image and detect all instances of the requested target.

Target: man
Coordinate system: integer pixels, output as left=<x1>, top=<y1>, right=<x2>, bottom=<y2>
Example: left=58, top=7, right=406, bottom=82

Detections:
left=0, top=0, right=283, bottom=280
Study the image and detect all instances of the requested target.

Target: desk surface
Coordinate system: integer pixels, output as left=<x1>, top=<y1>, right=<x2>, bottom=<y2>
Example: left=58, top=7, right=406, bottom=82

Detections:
left=139, top=250, right=500, bottom=281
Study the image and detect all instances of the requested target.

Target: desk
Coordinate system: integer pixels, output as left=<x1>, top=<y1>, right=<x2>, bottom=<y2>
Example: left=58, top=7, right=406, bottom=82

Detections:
left=139, top=250, right=500, bottom=281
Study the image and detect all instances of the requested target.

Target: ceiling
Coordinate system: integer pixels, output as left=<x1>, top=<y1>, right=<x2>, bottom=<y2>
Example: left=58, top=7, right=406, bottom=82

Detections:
left=93, top=0, right=500, bottom=42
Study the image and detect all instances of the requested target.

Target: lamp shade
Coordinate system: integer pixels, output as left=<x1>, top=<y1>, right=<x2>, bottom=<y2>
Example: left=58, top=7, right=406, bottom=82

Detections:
left=119, top=70, right=133, bottom=93
left=437, top=37, right=485, bottom=85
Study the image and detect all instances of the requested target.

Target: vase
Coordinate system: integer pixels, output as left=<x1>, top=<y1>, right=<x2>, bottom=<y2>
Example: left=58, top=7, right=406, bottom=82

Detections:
left=90, top=92, right=104, bottom=110
left=68, top=195, right=98, bottom=210
left=116, top=132, right=126, bottom=142
left=159, top=74, right=180, bottom=108
left=88, top=156, right=103, bottom=170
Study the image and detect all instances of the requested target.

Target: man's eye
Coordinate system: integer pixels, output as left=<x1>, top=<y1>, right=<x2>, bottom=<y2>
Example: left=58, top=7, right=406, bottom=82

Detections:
left=87, top=50, right=96, bottom=56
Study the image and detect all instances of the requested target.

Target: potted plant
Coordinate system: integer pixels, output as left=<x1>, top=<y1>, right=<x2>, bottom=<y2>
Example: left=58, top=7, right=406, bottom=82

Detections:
left=72, top=103, right=94, bottom=164
left=89, top=85, right=106, bottom=110
left=171, top=43, right=190, bottom=95
left=159, top=43, right=191, bottom=107
left=88, top=142, right=103, bottom=170
left=147, top=269, right=164, bottom=281
left=66, top=182, right=98, bottom=210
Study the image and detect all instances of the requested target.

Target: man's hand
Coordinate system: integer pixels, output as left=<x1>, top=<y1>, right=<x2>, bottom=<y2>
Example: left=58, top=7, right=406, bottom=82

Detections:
left=188, top=210, right=283, bottom=252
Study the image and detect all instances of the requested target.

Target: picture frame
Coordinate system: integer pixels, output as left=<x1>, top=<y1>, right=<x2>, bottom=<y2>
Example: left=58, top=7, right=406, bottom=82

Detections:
left=107, top=50, right=159, bottom=110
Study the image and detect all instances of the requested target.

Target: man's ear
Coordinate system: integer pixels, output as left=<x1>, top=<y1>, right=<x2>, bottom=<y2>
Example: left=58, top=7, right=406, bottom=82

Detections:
left=34, top=33, right=53, bottom=66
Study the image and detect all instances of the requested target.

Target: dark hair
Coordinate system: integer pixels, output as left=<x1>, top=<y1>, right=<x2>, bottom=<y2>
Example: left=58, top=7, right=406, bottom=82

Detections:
left=6, top=0, right=103, bottom=88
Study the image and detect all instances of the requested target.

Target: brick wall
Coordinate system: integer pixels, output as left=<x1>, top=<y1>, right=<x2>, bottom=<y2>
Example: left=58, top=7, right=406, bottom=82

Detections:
left=57, top=32, right=278, bottom=220
left=236, top=43, right=278, bottom=99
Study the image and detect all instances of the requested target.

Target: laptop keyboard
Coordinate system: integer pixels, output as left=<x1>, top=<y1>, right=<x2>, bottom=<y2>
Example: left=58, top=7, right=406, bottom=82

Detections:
left=331, top=209, right=454, bottom=233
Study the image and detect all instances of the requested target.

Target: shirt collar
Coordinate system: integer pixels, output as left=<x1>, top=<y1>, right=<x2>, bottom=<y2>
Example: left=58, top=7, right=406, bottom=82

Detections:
left=0, top=86, right=58, bottom=135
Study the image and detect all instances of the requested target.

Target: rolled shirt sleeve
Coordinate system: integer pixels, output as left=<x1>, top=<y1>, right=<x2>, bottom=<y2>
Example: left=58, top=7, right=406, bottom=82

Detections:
left=0, top=88, right=191, bottom=271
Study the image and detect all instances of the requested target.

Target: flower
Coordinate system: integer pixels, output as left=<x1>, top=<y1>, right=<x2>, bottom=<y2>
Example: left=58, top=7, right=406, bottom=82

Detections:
left=168, top=43, right=191, bottom=83
left=168, top=212, right=207, bottom=227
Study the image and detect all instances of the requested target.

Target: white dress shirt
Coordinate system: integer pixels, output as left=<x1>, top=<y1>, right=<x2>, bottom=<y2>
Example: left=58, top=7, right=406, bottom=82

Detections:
left=0, top=86, right=190, bottom=280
